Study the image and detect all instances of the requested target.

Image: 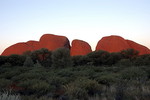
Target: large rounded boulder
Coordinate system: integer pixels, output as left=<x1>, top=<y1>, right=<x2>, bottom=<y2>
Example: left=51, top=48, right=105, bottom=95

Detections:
left=96, top=35, right=130, bottom=52
left=39, top=34, right=70, bottom=50
left=96, top=35, right=150, bottom=55
left=126, top=40, right=150, bottom=55
left=1, top=42, right=35, bottom=56
left=1, top=34, right=71, bottom=56
left=71, top=39, right=92, bottom=56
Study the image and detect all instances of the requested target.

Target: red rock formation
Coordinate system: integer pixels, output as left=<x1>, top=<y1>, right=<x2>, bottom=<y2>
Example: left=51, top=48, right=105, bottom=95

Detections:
left=1, top=34, right=150, bottom=56
left=1, top=43, right=33, bottom=56
left=126, top=40, right=150, bottom=55
left=39, top=34, right=70, bottom=50
left=71, top=39, right=92, bottom=56
left=1, top=34, right=70, bottom=56
left=96, top=35, right=130, bottom=52
left=26, top=40, right=40, bottom=50
left=96, top=35, right=150, bottom=55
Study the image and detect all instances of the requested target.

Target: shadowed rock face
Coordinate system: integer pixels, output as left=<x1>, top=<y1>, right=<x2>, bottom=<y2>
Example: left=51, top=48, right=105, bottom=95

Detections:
left=1, top=34, right=70, bottom=56
left=96, top=35, right=150, bottom=55
left=71, top=39, right=92, bottom=56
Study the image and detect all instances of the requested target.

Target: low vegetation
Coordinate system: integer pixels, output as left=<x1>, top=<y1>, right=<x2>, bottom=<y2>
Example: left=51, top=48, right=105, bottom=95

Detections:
left=0, top=48, right=150, bottom=100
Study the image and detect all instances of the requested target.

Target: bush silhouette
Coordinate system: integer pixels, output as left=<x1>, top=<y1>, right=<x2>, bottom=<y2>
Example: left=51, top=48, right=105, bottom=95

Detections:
left=51, top=48, right=72, bottom=68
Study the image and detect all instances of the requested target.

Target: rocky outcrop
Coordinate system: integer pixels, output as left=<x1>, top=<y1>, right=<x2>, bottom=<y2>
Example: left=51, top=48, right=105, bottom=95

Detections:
left=126, top=40, right=150, bottom=55
left=96, top=35, right=130, bottom=52
left=1, top=43, right=33, bottom=56
left=96, top=35, right=150, bottom=55
left=1, top=34, right=70, bottom=56
left=70, top=39, right=92, bottom=56
left=39, top=34, right=70, bottom=50
left=1, top=34, right=150, bottom=56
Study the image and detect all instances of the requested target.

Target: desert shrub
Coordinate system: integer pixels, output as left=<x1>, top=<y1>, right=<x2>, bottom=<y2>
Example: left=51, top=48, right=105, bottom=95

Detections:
left=13, top=71, right=44, bottom=82
left=23, top=56, right=34, bottom=67
left=107, top=52, right=122, bottom=65
left=7, top=54, right=26, bottom=66
left=34, top=60, right=43, bottom=67
left=64, top=78, right=102, bottom=99
left=0, top=79, right=12, bottom=89
left=134, top=54, right=150, bottom=66
left=18, top=79, right=51, bottom=96
left=47, top=76, right=68, bottom=87
left=21, top=95, right=54, bottom=100
left=87, top=50, right=110, bottom=66
left=116, top=67, right=148, bottom=100
left=0, top=63, right=12, bottom=67
left=51, top=48, right=72, bottom=68
left=95, top=73, right=117, bottom=87
left=0, top=68, right=22, bottom=80
left=72, top=55, right=89, bottom=66
left=120, top=48, right=139, bottom=59
left=0, top=56, right=8, bottom=66
left=116, top=59, right=133, bottom=67
left=57, top=68, right=74, bottom=79
left=120, top=67, right=147, bottom=81
left=0, top=91, right=21, bottom=100
left=115, top=79, right=127, bottom=100
left=31, top=48, right=52, bottom=67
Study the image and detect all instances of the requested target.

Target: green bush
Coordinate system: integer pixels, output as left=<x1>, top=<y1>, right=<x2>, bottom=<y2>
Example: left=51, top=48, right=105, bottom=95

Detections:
left=72, top=55, right=89, bottom=66
left=0, top=56, right=8, bottom=66
left=23, top=56, right=34, bottom=67
left=87, top=50, right=110, bottom=66
left=120, top=67, right=147, bottom=81
left=116, top=59, right=133, bottom=67
left=0, top=79, right=12, bottom=89
left=95, top=73, right=117, bottom=86
left=30, top=48, right=52, bottom=67
left=18, top=79, right=51, bottom=96
left=7, top=54, right=26, bottom=66
left=134, top=54, right=150, bottom=66
left=51, top=48, right=72, bottom=68
left=107, top=52, right=122, bottom=65
left=64, top=78, right=102, bottom=99
left=120, top=48, right=139, bottom=59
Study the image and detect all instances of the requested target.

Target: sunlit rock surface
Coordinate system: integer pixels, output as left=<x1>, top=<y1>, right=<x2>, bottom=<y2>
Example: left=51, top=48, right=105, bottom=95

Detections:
left=1, top=34, right=150, bottom=56
left=96, top=35, right=150, bottom=55
left=96, top=35, right=130, bottom=52
left=1, top=34, right=70, bottom=56
left=126, top=40, right=150, bottom=55
left=39, top=34, right=70, bottom=50
left=71, top=39, right=92, bottom=56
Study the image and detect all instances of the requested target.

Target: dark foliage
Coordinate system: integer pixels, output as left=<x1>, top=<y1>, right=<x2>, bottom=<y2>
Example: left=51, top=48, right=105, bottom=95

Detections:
left=51, top=48, right=72, bottom=68
left=30, top=48, right=52, bottom=67
left=0, top=48, right=150, bottom=100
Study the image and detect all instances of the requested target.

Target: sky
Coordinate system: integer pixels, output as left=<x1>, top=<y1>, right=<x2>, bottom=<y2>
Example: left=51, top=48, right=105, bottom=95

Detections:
left=0, top=0, right=150, bottom=54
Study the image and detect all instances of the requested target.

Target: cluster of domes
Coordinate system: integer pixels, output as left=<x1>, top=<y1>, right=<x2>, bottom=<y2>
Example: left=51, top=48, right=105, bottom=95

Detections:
left=1, top=34, right=150, bottom=56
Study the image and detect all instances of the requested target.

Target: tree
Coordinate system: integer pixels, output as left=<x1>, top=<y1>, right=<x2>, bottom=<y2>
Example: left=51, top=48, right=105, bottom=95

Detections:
left=31, top=48, right=52, bottom=67
left=71, top=55, right=89, bottom=66
left=134, top=54, right=150, bottom=66
left=51, top=48, right=72, bottom=68
left=23, top=56, right=34, bottom=67
left=107, top=52, right=122, bottom=65
left=87, top=50, right=110, bottom=66
left=7, top=54, right=26, bottom=66
left=120, top=49, right=139, bottom=59
left=117, top=67, right=148, bottom=100
left=0, top=56, right=8, bottom=66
